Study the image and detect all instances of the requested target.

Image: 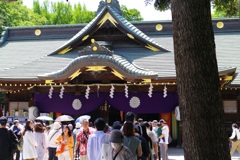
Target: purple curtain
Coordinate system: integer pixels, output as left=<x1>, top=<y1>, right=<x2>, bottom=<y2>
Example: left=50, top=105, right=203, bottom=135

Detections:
left=34, top=92, right=178, bottom=115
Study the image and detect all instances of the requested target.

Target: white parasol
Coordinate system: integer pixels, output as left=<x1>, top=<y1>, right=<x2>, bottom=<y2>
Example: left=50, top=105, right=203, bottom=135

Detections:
left=36, top=116, right=53, bottom=121
left=55, top=115, right=74, bottom=122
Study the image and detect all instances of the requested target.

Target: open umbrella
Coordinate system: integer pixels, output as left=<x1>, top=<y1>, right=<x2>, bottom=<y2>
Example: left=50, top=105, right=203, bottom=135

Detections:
left=55, top=115, right=74, bottom=122
left=75, top=115, right=91, bottom=124
left=36, top=116, right=53, bottom=121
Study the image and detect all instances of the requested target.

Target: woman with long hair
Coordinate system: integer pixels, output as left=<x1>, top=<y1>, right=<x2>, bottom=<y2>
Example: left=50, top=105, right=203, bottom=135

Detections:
left=33, top=123, right=47, bottom=160
left=55, top=125, right=74, bottom=160
left=140, top=124, right=152, bottom=160
left=123, top=121, right=142, bottom=160
left=22, top=120, right=38, bottom=160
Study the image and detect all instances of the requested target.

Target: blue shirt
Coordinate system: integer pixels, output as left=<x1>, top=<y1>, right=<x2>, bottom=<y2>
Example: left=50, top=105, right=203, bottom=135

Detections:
left=123, top=136, right=141, bottom=159
left=87, top=131, right=109, bottom=160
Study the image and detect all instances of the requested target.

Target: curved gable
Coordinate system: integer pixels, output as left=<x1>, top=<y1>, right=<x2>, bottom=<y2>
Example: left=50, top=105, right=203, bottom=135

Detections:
left=38, top=53, right=158, bottom=81
left=51, top=0, right=169, bottom=55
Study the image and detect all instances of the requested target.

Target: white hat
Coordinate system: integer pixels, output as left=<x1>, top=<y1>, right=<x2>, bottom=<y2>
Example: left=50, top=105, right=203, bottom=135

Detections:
left=159, top=119, right=167, bottom=124
left=53, top=122, right=61, bottom=130
left=79, top=115, right=91, bottom=124
left=75, top=122, right=81, bottom=128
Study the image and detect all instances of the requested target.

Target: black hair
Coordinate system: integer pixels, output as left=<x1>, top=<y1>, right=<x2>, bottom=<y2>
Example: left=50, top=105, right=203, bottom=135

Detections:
left=123, top=121, right=135, bottom=137
left=146, top=122, right=152, bottom=131
left=125, top=112, right=135, bottom=122
left=14, top=121, right=19, bottom=125
left=112, top=121, right=122, bottom=130
left=103, top=124, right=109, bottom=133
left=141, top=124, right=152, bottom=149
left=94, top=118, right=106, bottom=131
left=232, top=123, right=238, bottom=129
left=0, top=120, right=7, bottom=126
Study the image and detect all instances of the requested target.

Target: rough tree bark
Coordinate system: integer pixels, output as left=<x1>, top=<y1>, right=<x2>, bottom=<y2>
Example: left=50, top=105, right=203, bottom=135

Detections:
left=171, top=0, right=231, bottom=160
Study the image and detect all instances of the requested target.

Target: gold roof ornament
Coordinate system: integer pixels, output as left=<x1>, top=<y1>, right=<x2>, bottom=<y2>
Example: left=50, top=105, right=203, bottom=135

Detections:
left=156, top=24, right=163, bottom=31
left=35, top=29, right=41, bottom=36
left=112, top=69, right=124, bottom=80
left=93, top=46, right=98, bottom=51
left=145, top=44, right=160, bottom=51
left=45, top=80, right=54, bottom=84
left=98, top=12, right=118, bottom=28
left=58, top=46, right=72, bottom=54
left=86, top=66, right=107, bottom=72
left=142, top=79, right=152, bottom=83
left=216, top=22, right=224, bottom=29
left=82, top=35, right=89, bottom=41
left=69, top=70, right=82, bottom=80
left=127, top=33, right=135, bottom=39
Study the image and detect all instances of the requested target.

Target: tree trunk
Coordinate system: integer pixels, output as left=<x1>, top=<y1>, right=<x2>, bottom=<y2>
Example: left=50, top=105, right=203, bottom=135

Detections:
left=171, top=0, right=231, bottom=159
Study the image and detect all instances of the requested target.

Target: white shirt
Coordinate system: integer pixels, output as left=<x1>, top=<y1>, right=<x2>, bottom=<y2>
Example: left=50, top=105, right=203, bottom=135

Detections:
left=147, top=129, right=158, bottom=143
left=23, top=131, right=38, bottom=159
left=152, top=126, right=159, bottom=135
left=47, top=128, right=62, bottom=148
left=73, top=128, right=81, bottom=137
left=159, top=125, right=169, bottom=144
left=230, top=128, right=240, bottom=140
left=147, top=129, right=158, bottom=155
left=87, top=131, right=109, bottom=160
left=33, top=132, right=47, bottom=160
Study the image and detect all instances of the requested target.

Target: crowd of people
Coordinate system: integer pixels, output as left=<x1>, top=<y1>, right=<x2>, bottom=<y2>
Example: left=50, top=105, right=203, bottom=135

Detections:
left=0, top=112, right=170, bottom=160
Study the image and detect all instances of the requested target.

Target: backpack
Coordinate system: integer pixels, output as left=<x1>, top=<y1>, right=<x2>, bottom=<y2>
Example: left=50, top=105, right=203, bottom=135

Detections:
left=7, top=129, right=19, bottom=155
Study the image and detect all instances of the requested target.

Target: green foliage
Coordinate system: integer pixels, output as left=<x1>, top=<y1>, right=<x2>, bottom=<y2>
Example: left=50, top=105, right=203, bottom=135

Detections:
left=0, top=0, right=47, bottom=27
left=51, top=2, right=73, bottom=24
left=213, top=0, right=239, bottom=17
left=121, top=5, right=143, bottom=21
left=72, top=4, right=95, bottom=23
left=146, top=0, right=239, bottom=17
left=153, top=0, right=171, bottom=11
left=33, top=0, right=95, bottom=25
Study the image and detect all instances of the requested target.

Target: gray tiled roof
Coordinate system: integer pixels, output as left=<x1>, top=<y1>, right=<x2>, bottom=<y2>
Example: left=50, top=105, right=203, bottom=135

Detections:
left=0, top=40, right=66, bottom=72
left=0, top=11, right=239, bottom=85
left=38, top=54, right=158, bottom=80
left=50, top=9, right=105, bottom=54
left=0, top=55, right=73, bottom=80
left=149, top=34, right=240, bottom=85
left=107, top=5, right=169, bottom=52
left=0, top=32, right=238, bottom=84
left=51, top=4, right=169, bottom=55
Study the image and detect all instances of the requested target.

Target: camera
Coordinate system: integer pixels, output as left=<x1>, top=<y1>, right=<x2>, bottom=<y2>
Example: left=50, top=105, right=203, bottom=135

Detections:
left=81, top=139, right=86, bottom=144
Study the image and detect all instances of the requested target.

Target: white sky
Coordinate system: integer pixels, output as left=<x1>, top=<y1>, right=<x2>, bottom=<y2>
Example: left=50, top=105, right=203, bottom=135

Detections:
left=22, top=0, right=172, bottom=21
